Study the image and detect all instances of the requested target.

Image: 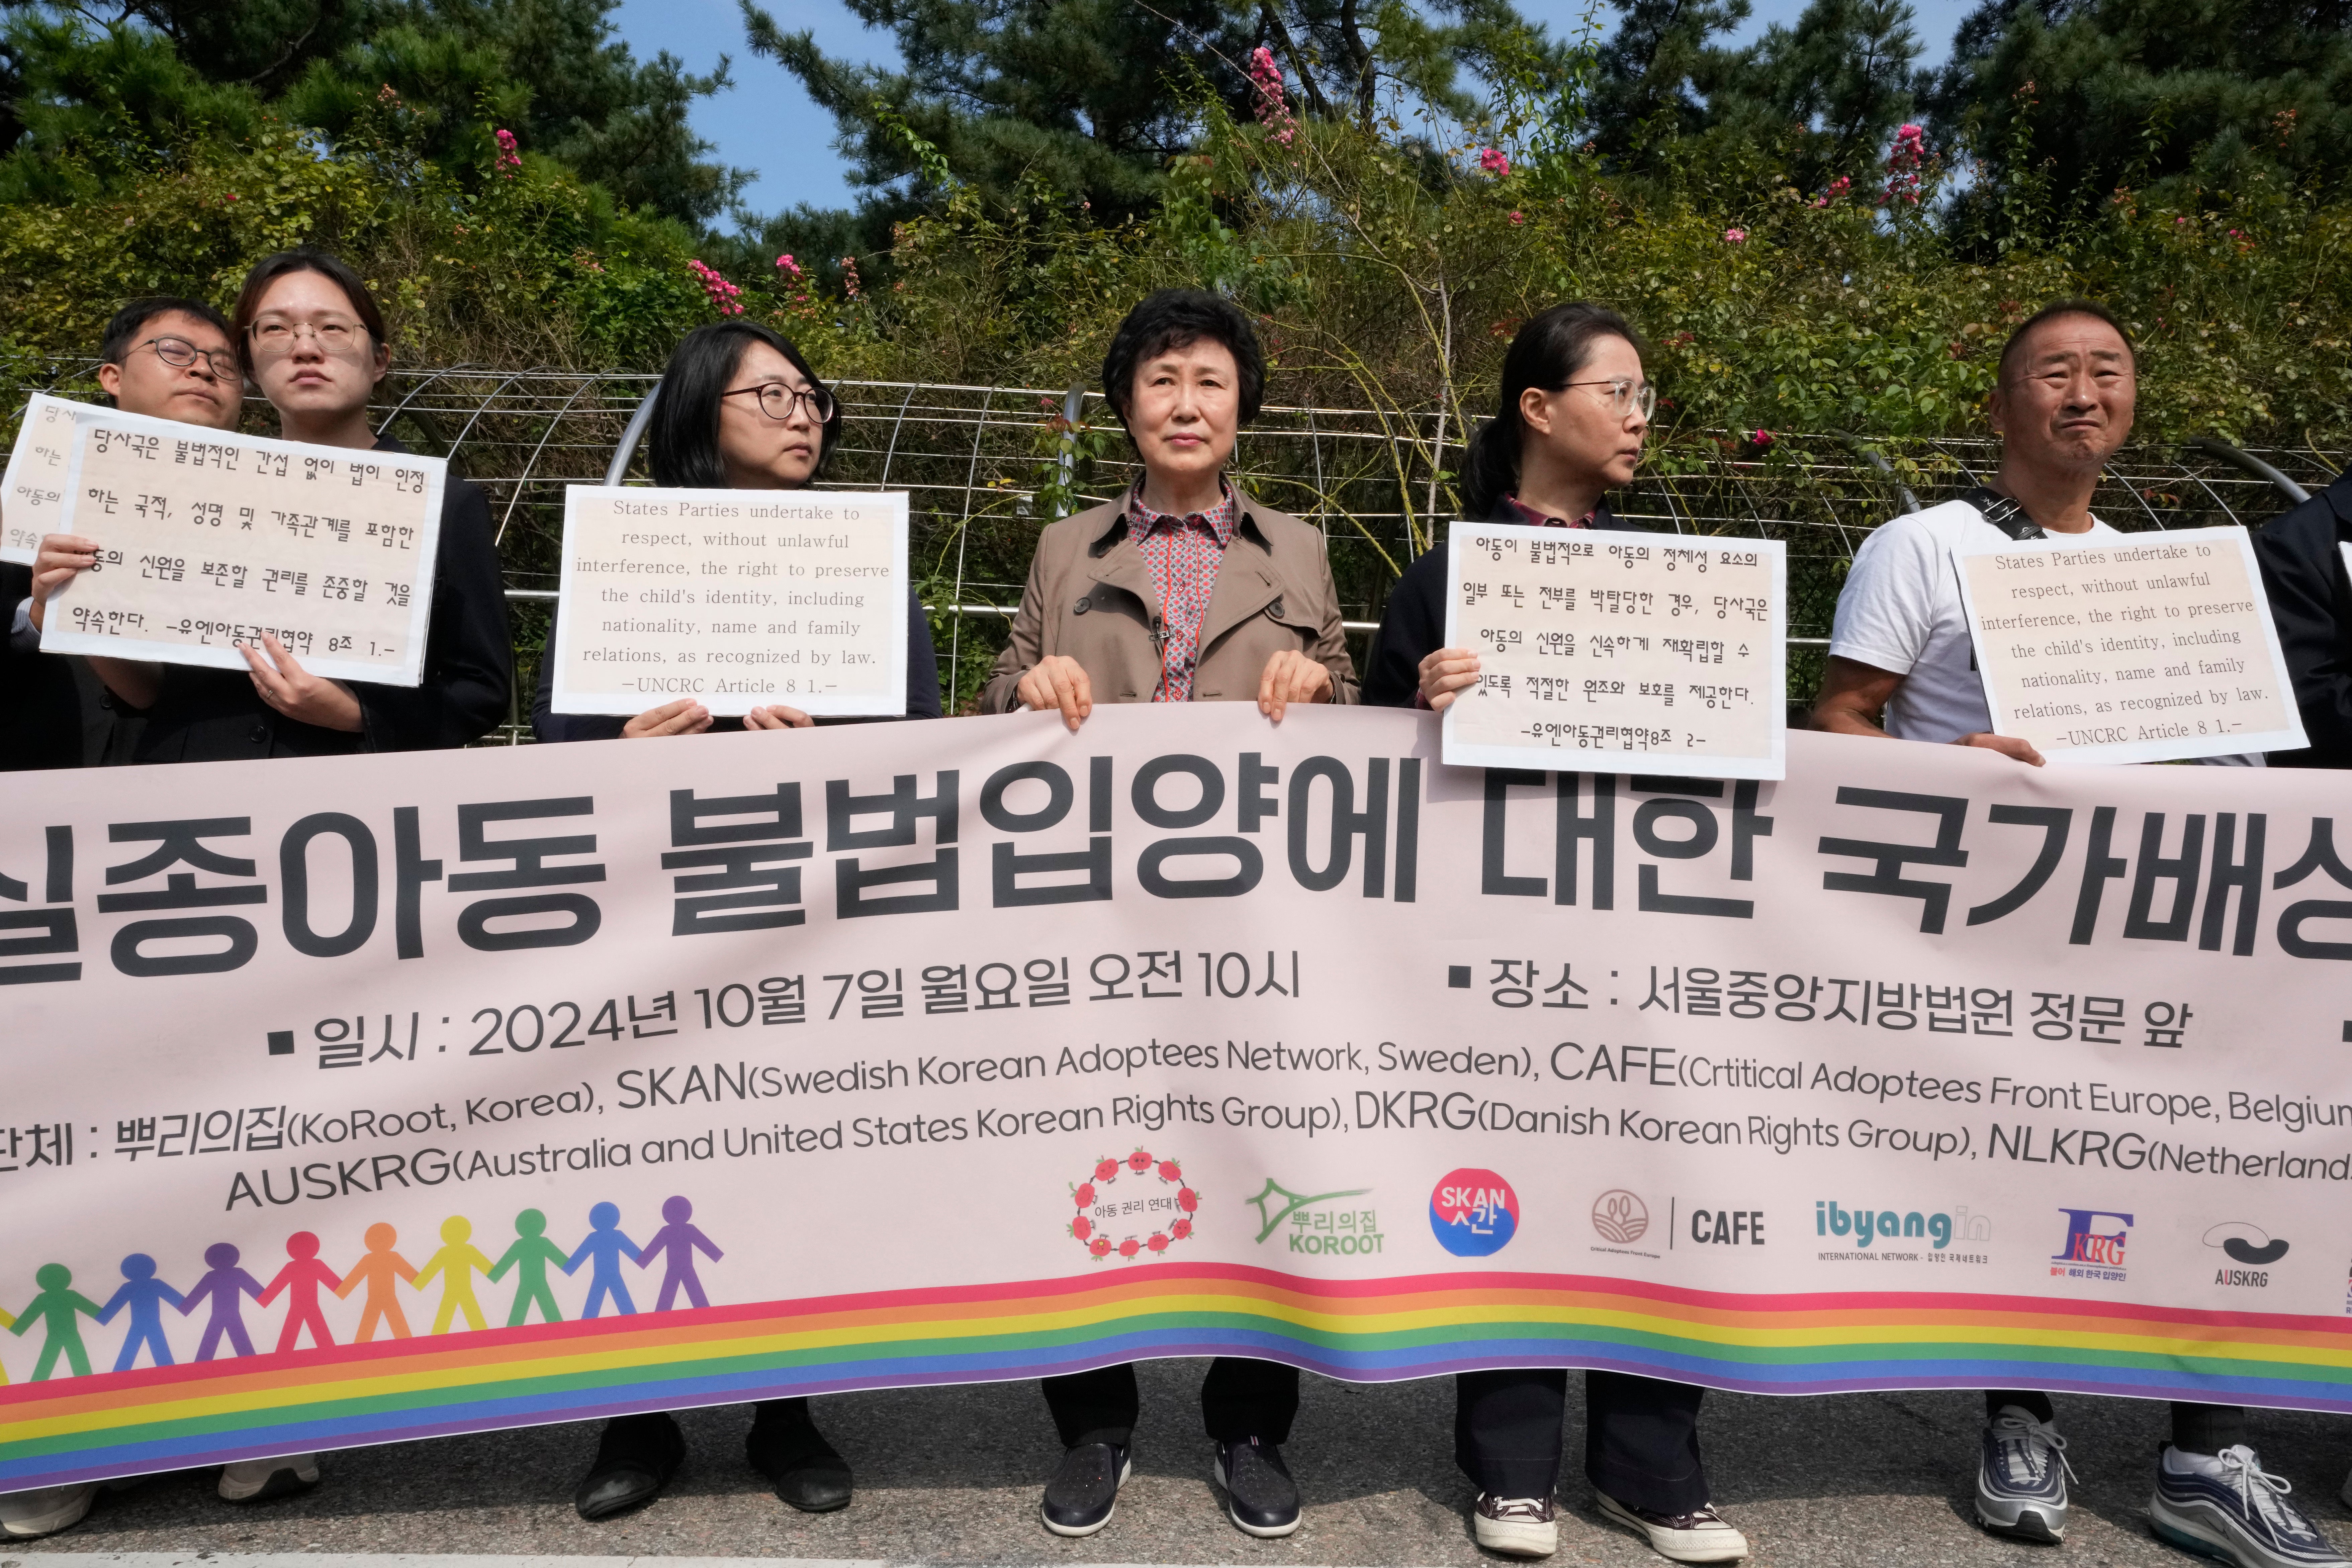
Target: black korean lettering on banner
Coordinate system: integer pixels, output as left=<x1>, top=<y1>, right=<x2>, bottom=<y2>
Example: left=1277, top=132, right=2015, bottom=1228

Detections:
left=1482, top=769, right=1547, bottom=897
left=1816, top=788, right=1968, bottom=933
left=393, top=805, right=442, bottom=960
left=828, top=771, right=958, bottom=917
left=1285, top=757, right=1389, bottom=896
left=983, top=759, right=1108, bottom=907
left=2273, top=818, right=2352, bottom=960
left=663, top=783, right=812, bottom=934
left=447, top=798, right=604, bottom=951
left=1630, top=777, right=1770, bottom=919
left=97, top=817, right=265, bottom=976
left=1134, top=753, right=1260, bottom=899
left=278, top=813, right=378, bottom=958
left=2069, top=805, right=2128, bottom=944
left=0, top=825, right=79, bottom=986
left=2200, top=813, right=2264, bottom=955
left=1480, top=770, right=1617, bottom=907
left=1964, top=805, right=2071, bottom=926
left=2122, top=813, right=2205, bottom=943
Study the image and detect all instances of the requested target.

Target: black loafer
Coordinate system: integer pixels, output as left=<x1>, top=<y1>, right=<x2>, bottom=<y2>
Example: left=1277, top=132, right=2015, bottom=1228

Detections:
left=746, top=1408, right=853, bottom=1512
left=1215, top=1437, right=1300, bottom=1537
left=1042, top=1441, right=1130, bottom=1537
left=574, top=1411, right=686, bottom=1520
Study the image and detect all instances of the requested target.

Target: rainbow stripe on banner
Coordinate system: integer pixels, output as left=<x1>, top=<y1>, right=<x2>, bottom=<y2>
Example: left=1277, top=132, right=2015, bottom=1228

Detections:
left=8, top=1264, right=2352, bottom=1488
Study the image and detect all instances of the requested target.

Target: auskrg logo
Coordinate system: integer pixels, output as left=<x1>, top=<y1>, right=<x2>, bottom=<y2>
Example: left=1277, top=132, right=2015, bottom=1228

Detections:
left=1816, top=1200, right=1989, bottom=1251
left=1245, top=1179, right=1382, bottom=1254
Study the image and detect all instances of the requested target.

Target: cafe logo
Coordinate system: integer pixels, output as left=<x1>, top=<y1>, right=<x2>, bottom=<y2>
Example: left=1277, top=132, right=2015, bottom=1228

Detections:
left=1430, top=1168, right=1518, bottom=1257
left=1591, top=1189, right=1649, bottom=1244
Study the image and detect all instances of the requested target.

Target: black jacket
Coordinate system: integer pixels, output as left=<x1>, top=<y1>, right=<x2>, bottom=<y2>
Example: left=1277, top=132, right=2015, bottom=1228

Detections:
left=131, top=435, right=512, bottom=762
left=0, top=561, right=85, bottom=770
left=1362, top=498, right=1649, bottom=707
left=533, top=583, right=944, bottom=741
left=2253, top=468, right=2352, bottom=769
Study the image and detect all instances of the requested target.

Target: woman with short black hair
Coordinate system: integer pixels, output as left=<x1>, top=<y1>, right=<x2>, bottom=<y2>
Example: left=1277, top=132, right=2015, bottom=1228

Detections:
left=532, top=319, right=938, bottom=741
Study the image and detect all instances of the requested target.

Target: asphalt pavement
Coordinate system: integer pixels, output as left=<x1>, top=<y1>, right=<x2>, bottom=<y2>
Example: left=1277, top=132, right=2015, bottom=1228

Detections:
left=14, top=1362, right=2352, bottom=1566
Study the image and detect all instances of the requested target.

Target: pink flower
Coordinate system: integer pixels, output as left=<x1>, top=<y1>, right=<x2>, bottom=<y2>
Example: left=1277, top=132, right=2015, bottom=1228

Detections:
left=1722, top=228, right=1746, bottom=243
left=776, top=253, right=802, bottom=277
left=493, top=127, right=521, bottom=177
left=1478, top=148, right=1510, bottom=177
left=1249, top=46, right=1298, bottom=148
left=840, top=255, right=862, bottom=298
left=1751, top=429, right=1775, bottom=449
left=1509, top=210, right=1524, bottom=225
left=688, top=258, right=745, bottom=316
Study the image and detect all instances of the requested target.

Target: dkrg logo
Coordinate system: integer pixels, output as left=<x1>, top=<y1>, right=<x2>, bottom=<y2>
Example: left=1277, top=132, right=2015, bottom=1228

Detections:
left=1591, top=1189, right=1648, bottom=1244
left=2051, top=1207, right=2132, bottom=1282
left=1430, top=1168, right=1518, bottom=1257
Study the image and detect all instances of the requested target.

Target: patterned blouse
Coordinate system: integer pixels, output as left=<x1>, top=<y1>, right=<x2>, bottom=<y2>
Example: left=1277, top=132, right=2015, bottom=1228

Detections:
left=1125, top=479, right=1240, bottom=702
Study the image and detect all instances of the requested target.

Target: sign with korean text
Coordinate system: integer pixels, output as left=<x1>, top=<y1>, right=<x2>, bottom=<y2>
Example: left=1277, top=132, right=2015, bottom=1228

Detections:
left=2, top=393, right=86, bottom=564
left=1953, top=525, right=2305, bottom=764
left=34, top=408, right=445, bottom=684
left=550, top=486, right=908, bottom=717
left=6, top=709, right=2352, bottom=1494
left=1443, top=522, right=1786, bottom=778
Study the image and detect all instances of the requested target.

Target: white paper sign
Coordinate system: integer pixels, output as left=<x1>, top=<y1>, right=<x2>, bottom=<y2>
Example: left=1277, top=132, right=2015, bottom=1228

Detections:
left=3, top=394, right=95, bottom=563
left=550, top=486, right=909, bottom=718
left=1442, top=522, right=1786, bottom=778
left=1952, top=525, right=2305, bottom=764
left=36, top=411, right=445, bottom=685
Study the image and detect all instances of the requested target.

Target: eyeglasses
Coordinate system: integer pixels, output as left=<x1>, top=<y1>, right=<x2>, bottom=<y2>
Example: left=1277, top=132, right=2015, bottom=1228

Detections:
left=138, top=335, right=241, bottom=381
left=248, top=317, right=368, bottom=357
left=1563, top=377, right=1655, bottom=421
left=721, top=383, right=835, bottom=424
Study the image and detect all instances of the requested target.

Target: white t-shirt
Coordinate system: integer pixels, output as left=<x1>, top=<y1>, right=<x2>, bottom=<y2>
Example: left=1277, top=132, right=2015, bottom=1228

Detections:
left=1830, top=500, right=2262, bottom=765
left=1831, top=500, right=2119, bottom=743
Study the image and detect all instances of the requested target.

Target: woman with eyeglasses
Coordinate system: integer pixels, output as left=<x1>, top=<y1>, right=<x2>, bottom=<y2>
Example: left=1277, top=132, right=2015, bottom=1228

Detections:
left=533, top=318, right=940, bottom=741
left=1361, top=305, right=1748, bottom=1567
left=114, top=249, right=511, bottom=762
left=535, top=319, right=937, bottom=1526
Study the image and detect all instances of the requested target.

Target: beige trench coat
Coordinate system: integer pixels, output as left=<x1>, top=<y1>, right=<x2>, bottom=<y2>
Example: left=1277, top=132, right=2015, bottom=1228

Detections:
left=978, top=491, right=1359, bottom=712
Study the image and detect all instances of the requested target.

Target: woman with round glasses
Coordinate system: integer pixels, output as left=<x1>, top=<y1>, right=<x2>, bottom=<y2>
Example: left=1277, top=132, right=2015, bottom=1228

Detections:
left=1362, top=305, right=1748, bottom=1567
left=533, top=319, right=938, bottom=741
left=534, top=319, right=937, bottom=1526
left=113, top=248, right=512, bottom=762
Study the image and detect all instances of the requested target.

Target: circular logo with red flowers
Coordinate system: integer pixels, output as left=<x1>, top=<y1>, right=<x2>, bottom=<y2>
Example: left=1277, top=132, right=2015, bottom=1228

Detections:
left=1069, top=1148, right=1199, bottom=1262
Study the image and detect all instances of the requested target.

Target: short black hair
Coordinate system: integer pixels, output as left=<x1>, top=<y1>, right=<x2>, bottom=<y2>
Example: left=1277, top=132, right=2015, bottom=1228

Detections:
left=232, top=249, right=390, bottom=376
left=101, top=296, right=235, bottom=365
left=647, top=320, right=841, bottom=488
left=1997, top=299, right=2136, bottom=384
left=1100, top=288, right=1266, bottom=432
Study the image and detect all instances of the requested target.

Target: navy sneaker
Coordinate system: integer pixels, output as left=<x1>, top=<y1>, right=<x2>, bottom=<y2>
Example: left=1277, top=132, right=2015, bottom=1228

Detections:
left=1213, top=1437, right=1300, bottom=1538
left=2150, top=1444, right=2350, bottom=1568
left=1976, top=1405, right=2073, bottom=1541
left=1042, top=1441, right=1129, bottom=1537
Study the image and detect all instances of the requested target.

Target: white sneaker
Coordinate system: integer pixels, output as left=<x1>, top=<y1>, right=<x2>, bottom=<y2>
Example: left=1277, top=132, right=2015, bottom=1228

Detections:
left=2150, top=1444, right=2350, bottom=1568
left=1976, top=1405, right=2072, bottom=1541
left=219, top=1452, right=321, bottom=1502
left=1475, top=1493, right=1559, bottom=1557
left=1595, top=1492, right=1750, bottom=1562
left=0, top=1483, right=98, bottom=1538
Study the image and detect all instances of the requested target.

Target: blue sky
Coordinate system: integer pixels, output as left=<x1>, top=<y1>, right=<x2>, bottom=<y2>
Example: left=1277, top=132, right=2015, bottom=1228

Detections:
left=609, top=0, right=1979, bottom=220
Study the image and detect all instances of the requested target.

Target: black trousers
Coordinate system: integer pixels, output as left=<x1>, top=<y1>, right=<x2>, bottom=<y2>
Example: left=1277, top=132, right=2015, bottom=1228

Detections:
left=1986, top=1392, right=2244, bottom=1454
left=1456, top=1369, right=1711, bottom=1515
left=1042, top=1358, right=1299, bottom=1449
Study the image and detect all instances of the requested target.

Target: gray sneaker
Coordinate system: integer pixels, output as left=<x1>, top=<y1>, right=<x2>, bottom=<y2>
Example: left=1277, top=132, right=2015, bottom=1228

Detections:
left=2150, top=1444, right=2350, bottom=1568
left=1976, top=1406, right=2073, bottom=1541
left=0, top=1483, right=97, bottom=1539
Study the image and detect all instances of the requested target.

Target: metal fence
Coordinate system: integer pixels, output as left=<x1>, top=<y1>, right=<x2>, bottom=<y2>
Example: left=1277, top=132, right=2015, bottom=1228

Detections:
left=7, top=360, right=2340, bottom=741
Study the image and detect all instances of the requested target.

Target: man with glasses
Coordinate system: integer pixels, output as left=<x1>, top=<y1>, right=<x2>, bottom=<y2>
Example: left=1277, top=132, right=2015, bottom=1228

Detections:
left=1814, top=301, right=2340, bottom=1568
left=5, top=296, right=245, bottom=774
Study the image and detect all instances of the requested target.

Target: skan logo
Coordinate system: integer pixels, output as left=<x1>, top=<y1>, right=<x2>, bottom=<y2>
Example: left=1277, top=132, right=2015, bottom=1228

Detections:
left=2051, top=1207, right=2132, bottom=1282
left=1430, top=1168, right=1518, bottom=1257
left=1816, top=1201, right=1990, bottom=1253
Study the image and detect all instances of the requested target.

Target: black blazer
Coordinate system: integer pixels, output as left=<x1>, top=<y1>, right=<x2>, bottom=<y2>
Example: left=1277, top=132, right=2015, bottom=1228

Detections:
left=533, top=583, right=944, bottom=742
left=1362, top=498, right=1649, bottom=707
left=0, top=561, right=86, bottom=770
left=131, top=435, right=513, bottom=762
left=2252, top=468, right=2352, bottom=769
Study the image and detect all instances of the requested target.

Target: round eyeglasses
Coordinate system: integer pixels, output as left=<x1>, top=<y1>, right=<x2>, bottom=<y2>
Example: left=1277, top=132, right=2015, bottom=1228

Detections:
left=721, top=383, right=835, bottom=424
left=248, top=318, right=367, bottom=357
left=1562, top=376, right=1656, bottom=421
left=138, top=335, right=242, bottom=381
